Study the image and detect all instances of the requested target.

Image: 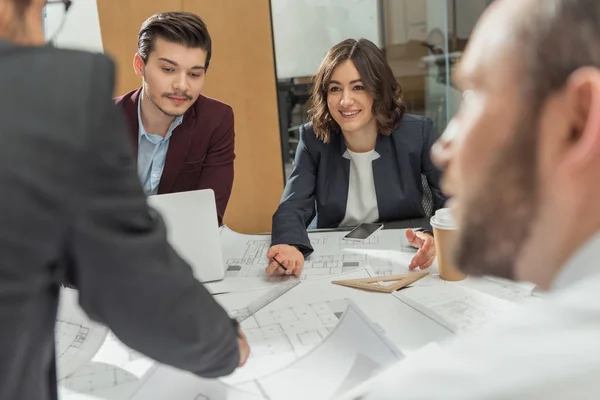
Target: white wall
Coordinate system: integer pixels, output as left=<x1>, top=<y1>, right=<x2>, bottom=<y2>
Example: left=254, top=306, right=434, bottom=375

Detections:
left=44, top=0, right=104, bottom=53
left=271, top=0, right=381, bottom=79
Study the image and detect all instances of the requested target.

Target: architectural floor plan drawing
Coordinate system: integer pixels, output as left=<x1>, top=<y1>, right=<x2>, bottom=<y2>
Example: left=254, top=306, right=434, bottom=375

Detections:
left=458, top=276, right=537, bottom=303
left=392, top=274, right=541, bottom=334
left=55, top=267, right=455, bottom=399
left=59, top=331, right=156, bottom=399
left=219, top=226, right=416, bottom=283
left=223, top=297, right=352, bottom=384
left=214, top=269, right=405, bottom=386
left=55, top=288, right=109, bottom=381
left=60, top=362, right=140, bottom=395
left=128, top=364, right=265, bottom=400
left=256, top=302, right=403, bottom=400
left=394, top=284, right=519, bottom=333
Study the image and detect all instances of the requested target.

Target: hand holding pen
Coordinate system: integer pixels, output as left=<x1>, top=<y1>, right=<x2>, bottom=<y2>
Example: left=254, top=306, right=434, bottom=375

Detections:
left=265, top=244, right=304, bottom=276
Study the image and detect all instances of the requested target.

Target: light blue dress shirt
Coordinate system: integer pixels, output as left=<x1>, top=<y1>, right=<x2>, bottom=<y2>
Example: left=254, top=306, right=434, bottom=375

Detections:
left=137, top=98, right=183, bottom=195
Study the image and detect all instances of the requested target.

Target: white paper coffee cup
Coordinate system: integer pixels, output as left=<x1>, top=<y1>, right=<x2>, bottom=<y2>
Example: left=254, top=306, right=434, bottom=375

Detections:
left=430, top=208, right=465, bottom=281
left=430, top=208, right=457, bottom=230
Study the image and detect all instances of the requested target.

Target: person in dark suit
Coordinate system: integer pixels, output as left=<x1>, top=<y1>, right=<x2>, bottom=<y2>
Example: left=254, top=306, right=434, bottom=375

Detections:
left=266, top=39, right=447, bottom=276
left=0, top=2, right=248, bottom=400
left=114, top=12, right=234, bottom=224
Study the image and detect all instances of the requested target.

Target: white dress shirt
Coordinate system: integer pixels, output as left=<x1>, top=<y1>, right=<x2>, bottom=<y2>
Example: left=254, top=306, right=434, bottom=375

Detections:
left=339, top=149, right=380, bottom=227
left=356, top=232, right=600, bottom=400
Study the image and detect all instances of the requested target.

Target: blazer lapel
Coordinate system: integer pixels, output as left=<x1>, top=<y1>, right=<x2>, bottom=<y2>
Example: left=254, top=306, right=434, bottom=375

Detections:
left=323, top=133, right=351, bottom=226
left=121, top=88, right=142, bottom=155
left=372, top=134, right=398, bottom=220
left=157, top=106, right=196, bottom=194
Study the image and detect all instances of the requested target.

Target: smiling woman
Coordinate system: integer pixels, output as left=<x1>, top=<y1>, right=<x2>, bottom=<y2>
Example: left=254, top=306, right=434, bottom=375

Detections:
left=310, top=39, right=405, bottom=146
left=266, top=38, right=448, bottom=278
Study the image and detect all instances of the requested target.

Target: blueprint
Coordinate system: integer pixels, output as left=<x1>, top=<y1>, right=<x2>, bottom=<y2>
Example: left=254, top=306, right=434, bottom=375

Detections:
left=394, top=283, right=528, bottom=334
left=209, top=226, right=418, bottom=293
left=55, top=288, right=109, bottom=381
left=212, top=268, right=443, bottom=386
left=459, top=275, right=537, bottom=303
left=55, top=290, right=154, bottom=399
left=256, top=302, right=403, bottom=400
left=59, top=331, right=156, bottom=399
left=129, top=297, right=403, bottom=400
left=390, top=271, right=541, bottom=334
left=224, top=296, right=353, bottom=384
left=55, top=268, right=454, bottom=399
left=129, top=365, right=265, bottom=400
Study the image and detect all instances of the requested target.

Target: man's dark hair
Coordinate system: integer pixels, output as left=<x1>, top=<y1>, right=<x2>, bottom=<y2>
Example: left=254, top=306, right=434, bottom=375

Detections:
left=308, top=38, right=406, bottom=143
left=520, top=0, right=600, bottom=114
left=137, top=12, right=212, bottom=69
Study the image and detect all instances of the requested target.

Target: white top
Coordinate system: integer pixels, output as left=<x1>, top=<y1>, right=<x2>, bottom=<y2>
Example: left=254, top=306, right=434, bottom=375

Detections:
left=339, top=149, right=380, bottom=227
left=355, top=232, right=600, bottom=400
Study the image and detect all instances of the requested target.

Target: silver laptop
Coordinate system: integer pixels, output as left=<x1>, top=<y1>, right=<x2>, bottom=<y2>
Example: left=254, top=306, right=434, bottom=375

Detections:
left=147, top=189, right=225, bottom=283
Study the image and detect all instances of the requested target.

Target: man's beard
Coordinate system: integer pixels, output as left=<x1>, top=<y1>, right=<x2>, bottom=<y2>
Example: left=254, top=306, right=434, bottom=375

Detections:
left=143, top=87, right=190, bottom=118
left=454, top=115, right=539, bottom=280
left=154, top=102, right=184, bottom=118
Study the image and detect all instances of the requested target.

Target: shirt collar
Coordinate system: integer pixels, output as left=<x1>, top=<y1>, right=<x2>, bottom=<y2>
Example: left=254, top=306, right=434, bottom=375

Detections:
left=342, top=149, right=381, bottom=160
left=551, top=232, right=600, bottom=291
left=137, top=94, right=183, bottom=141
left=337, top=130, right=392, bottom=158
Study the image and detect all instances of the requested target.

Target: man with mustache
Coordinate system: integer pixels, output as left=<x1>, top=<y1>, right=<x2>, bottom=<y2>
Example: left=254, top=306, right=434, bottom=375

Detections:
left=114, top=12, right=235, bottom=224
left=358, top=0, right=600, bottom=398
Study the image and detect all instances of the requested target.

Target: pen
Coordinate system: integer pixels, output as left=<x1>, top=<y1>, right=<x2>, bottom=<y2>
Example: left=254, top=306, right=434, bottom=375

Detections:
left=270, top=257, right=287, bottom=271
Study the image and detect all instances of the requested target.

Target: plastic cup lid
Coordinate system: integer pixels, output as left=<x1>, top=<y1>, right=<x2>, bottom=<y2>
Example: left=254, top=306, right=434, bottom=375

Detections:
left=430, top=208, right=457, bottom=230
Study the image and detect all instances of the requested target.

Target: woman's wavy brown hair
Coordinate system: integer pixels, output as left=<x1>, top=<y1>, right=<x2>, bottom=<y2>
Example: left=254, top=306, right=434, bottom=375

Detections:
left=308, top=38, right=406, bottom=143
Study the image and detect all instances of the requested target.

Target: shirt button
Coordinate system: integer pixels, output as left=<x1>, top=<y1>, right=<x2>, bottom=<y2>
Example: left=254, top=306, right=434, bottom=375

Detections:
left=152, top=173, right=159, bottom=178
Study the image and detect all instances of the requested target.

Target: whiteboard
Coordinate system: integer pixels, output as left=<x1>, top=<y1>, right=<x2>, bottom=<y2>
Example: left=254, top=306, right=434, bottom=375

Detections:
left=271, top=0, right=381, bottom=79
left=44, top=0, right=104, bottom=53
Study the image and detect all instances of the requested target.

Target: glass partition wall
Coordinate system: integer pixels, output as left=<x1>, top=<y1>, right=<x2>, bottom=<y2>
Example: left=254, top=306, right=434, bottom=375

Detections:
left=271, top=0, right=493, bottom=177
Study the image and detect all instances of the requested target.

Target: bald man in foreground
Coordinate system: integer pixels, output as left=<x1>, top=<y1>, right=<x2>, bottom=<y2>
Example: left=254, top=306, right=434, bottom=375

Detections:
left=358, top=0, right=600, bottom=398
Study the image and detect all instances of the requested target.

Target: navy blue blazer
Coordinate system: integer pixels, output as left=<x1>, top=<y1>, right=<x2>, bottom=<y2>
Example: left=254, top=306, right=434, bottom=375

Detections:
left=271, top=114, right=447, bottom=257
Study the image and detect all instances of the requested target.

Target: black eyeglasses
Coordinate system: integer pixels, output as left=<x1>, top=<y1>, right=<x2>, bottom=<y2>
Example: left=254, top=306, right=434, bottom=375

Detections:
left=46, top=0, right=72, bottom=12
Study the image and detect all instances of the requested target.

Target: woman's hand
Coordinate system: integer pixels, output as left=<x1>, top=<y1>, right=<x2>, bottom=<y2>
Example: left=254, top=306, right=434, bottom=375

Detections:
left=265, top=244, right=304, bottom=276
left=405, top=229, right=436, bottom=270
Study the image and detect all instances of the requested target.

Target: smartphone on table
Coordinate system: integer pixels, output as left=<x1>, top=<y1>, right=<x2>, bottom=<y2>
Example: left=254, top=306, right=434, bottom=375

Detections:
left=343, top=223, right=384, bottom=241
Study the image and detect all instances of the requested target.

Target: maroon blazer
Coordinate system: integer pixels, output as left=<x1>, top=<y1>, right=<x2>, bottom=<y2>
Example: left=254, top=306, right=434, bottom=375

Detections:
left=114, top=88, right=235, bottom=224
